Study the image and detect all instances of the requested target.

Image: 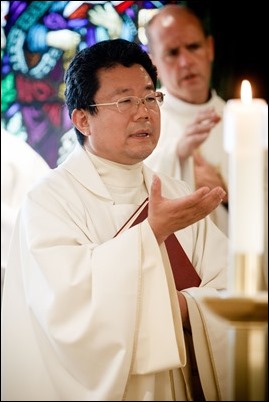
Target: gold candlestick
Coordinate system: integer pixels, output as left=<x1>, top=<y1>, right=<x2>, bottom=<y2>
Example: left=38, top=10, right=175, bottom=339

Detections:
left=203, top=253, right=268, bottom=401
left=231, top=253, right=264, bottom=295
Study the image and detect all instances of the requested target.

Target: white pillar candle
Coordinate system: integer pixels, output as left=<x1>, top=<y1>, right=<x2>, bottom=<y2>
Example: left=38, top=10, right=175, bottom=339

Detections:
left=223, top=80, right=268, bottom=254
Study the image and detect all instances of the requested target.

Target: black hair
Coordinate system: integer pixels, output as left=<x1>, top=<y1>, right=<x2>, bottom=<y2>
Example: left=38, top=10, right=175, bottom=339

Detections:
left=64, top=39, right=158, bottom=145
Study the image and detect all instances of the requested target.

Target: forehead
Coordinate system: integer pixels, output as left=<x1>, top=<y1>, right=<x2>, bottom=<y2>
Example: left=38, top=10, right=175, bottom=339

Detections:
left=96, top=64, right=154, bottom=96
left=152, top=11, right=205, bottom=46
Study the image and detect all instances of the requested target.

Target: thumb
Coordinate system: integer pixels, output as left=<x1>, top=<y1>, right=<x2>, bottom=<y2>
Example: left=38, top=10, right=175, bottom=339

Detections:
left=150, top=174, right=162, bottom=201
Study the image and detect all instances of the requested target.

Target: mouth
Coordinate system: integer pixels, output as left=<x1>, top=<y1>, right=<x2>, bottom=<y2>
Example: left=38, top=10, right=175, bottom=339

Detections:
left=182, top=73, right=198, bottom=82
left=130, top=131, right=150, bottom=138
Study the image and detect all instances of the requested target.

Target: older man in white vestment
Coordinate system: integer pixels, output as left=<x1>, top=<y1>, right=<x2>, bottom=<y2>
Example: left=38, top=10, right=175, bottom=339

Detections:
left=144, top=5, right=229, bottom=235
left=2, top=39, right=229, bottom=401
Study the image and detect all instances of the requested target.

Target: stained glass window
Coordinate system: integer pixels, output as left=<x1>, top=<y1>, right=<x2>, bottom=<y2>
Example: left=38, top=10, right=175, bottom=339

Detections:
left=1, top=1, right=181, bottom=167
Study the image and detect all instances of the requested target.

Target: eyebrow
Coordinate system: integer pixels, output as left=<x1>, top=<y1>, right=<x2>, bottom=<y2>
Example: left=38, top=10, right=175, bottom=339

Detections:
left=108, top=84, right=155, bottom=97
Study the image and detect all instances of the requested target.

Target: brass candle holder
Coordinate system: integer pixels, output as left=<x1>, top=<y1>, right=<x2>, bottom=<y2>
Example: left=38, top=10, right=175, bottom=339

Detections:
left=203, top=253, right=268, bottom=401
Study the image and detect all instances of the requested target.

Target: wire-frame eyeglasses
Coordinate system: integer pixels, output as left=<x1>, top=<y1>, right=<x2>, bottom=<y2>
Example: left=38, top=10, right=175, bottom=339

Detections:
left=89, top=91, right=165, bottom=113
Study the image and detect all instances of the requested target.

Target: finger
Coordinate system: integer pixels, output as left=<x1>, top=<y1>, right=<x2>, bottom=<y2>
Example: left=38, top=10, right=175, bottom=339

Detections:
left=195, top=120, right=215, bottom=134
left=178, top=186, right=211, bottom=210
left=205, top=186, right=227, bottom=203
left=194, top=110, right=221, bottom=127
left=150, top=174, right=162, bottom=201
left=185, top=120, right=214, bottom=139
left=195, top=186, right=211, bottom=196
left=211, top=113, right=221, bottom=123
left=194, top=107, right=215, bottom=124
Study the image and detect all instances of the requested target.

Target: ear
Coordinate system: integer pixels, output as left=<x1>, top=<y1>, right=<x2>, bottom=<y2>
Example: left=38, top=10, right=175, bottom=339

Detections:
left=71, top=109, right=91, bottom=137
left=207, top=35, right=215, bottom=63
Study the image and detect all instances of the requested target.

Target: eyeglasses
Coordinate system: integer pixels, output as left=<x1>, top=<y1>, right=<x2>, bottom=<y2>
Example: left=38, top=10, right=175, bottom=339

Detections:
left=89, top=91, right=164, bottom=113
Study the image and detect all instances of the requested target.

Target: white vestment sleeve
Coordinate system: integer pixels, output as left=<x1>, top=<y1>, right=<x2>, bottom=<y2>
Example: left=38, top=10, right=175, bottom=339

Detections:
left=182, top=288, right=229, bottom=401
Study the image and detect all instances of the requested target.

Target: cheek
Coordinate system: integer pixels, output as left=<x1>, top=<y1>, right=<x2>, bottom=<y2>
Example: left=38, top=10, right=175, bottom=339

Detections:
left=101, top=115, right=126, bottom=140
left=149, top=109, right=161, bottom=134
left=155, top=114, right=161, bottom=135
left=90, top=116, right=125, bottom=148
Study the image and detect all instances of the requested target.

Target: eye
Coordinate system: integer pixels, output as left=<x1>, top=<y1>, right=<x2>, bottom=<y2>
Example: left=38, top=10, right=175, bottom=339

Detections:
left=167, top=48, right=179, bottom=57
left=145, top=95, right=157, bottom=103
left=187, top=42, right=202, bottom=52
left=118, top=97, right=133, bottom=105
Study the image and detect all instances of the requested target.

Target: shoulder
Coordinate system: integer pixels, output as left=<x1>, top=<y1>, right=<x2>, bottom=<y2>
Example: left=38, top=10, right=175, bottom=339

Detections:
left=26, top=145, right=91, bottom=205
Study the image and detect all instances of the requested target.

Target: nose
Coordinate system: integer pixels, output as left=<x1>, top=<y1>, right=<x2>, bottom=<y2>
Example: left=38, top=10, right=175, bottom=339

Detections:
left=136, top=98, right=149, bottom=111
left=134, top=98, right=150, bottom=118
left=177, top=49, right=192, bottom=67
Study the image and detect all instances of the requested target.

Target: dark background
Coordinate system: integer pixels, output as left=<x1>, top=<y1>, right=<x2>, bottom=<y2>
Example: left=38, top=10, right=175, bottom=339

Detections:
left=188, top=1, right=267, bottom=101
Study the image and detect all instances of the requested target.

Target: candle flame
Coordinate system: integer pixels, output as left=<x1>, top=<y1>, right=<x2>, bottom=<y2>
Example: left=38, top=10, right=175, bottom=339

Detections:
left=241, top=80, right=252, bottom=105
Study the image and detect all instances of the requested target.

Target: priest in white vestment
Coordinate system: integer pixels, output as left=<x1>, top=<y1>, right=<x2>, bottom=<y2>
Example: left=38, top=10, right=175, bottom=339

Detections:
left=144, top=5, right=229, bottom=235
left=2, top=39, right=229, bottom=401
